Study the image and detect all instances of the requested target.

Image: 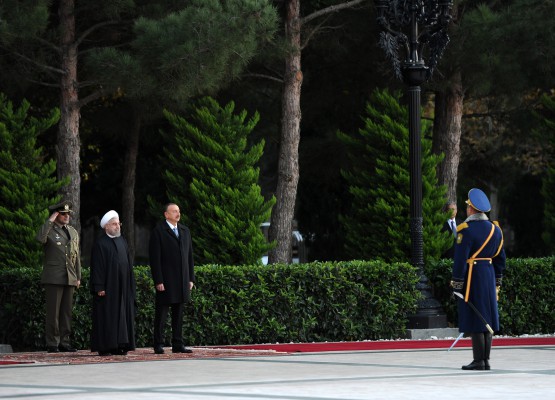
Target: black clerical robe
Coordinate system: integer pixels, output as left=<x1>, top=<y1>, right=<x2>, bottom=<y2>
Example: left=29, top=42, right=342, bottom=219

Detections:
left=90, top=234, right=136, bottom=353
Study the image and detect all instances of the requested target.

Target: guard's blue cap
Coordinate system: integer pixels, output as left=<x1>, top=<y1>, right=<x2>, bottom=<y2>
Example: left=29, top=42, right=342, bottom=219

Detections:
left=465, top=188, right=491, bottom=213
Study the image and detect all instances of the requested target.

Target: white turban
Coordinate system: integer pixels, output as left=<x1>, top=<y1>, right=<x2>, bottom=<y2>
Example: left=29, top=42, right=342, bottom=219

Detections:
left=100, top=210, right=119, bottom=228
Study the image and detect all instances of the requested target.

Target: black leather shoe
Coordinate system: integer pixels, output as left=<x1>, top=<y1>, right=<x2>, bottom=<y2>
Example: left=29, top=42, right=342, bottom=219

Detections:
left=462, top=360, right=485, bottom=370
left=58, top=345, right=77, bottom=352
left=484, top=360, right=491, bottom=370
left=114, top=348, right=128, bottom=356
left=98, top=351, right=111, bottom=356
left=47, top=346, right=59, bottom=353
left=154, top=345, right=165, bottom=354
left=172, top=345, right=192, bottom=353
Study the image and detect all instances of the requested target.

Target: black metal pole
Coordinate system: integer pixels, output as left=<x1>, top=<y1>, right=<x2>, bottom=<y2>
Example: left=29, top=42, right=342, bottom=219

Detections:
left=407, top=84, right=423, bottom=268
left=406, top=6, right=423, bottom=267
left=403, top=66, right=447, bottom=329
left=375, top=0, right=454, bottom=329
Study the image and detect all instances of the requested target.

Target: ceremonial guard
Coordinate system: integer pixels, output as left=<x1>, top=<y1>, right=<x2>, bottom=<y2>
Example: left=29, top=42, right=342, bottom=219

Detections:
left=451, top=188, right=506, bottom=370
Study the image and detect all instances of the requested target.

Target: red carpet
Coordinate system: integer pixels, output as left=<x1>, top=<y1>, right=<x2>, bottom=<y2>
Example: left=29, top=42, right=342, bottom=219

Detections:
left=0, top=360, right=34, bottom=365
left=0, top=347, right=280, bottom=366
left=210, top=336, right=555, bottom=353
left=1, top=337, right=553, bottom=365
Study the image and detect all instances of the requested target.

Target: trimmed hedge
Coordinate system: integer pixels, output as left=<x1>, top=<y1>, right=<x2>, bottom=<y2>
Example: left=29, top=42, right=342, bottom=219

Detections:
left=0, top=261, right=420, bottom=351
left=425, top=257, right=555, bottom=335
left=3, top=257, right=552, bottom=351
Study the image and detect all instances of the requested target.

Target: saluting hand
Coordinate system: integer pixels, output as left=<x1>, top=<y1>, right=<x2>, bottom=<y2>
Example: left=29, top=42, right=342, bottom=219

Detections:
left=48, top=212, right=59, bottom=222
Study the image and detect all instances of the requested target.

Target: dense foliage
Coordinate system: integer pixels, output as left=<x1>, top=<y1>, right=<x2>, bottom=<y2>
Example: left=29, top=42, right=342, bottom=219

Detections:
left=1, top=1, right=554, bottom=261
left=1, top=261, right=420, bottom=351
left=0, top=94, right=64, bottom=269
left=160, top=97, right=276, bottom=265
left=338, top=88, right=452, bottom=262
left=3, top=257, right=554, bottom=351
left=87, top=0, right=278, bottom=105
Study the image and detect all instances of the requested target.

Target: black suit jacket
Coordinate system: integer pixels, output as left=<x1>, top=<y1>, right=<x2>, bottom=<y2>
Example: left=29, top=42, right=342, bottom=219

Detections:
left=441, top=218, right=461, bottom=259
left=149, top=220, right=195, bottom=304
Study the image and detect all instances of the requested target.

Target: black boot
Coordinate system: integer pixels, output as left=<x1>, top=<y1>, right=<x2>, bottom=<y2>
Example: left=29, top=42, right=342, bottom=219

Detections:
left=462, top=333, right=485, bottom=370
left=484, top=332, right=492, bottom=370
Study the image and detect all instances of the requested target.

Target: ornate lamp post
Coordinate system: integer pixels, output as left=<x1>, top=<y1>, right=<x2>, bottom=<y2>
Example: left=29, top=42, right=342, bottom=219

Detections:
left=374, top=0, right=453, bottom=329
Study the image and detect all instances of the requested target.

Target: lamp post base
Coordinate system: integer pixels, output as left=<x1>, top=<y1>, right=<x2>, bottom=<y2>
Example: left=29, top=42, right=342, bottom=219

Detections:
left=407, top=312, right=448, bottom=329
left=0, top=344, right=13, bottom=353
left=407, top=265, right=448, bottom=329
left=404, top=327, right=459, bottom=340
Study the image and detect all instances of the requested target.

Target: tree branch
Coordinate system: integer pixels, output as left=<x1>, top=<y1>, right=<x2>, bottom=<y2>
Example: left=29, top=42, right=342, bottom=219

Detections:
left=27, top=79, right=60, bottom=88
left=78, top=88, right=109, bottom=108
left=75, top=20, right=123, bottom=48
left=301, top=19, right=345, bottom=50
left=12, top=52, right=65, bottom=75
left=301, top=0, right=369, bottom=26
left=34, top=36, right=62, bottom=54
left=241, top=73, right=284, bottom=84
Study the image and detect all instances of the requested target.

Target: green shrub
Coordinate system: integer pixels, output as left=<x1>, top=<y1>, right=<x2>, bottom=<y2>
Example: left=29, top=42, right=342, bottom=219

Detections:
left=160, top=97, right=275, bottom=266
left=3, top=257, right=552, bottom=351
left=1, top=261, right=419, bottom=351
left=337, top=88, right=451, bottom=262
left=184, top=261, right=420, bottom=345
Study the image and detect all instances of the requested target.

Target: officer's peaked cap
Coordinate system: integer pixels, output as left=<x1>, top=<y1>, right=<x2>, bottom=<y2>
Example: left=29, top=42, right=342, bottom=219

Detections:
left=465, top=188, right=491, bottom=213
left=48, top=200, right=73, bottom=213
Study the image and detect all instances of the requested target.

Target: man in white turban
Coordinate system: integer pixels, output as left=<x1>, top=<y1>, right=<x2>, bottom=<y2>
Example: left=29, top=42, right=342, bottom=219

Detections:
left=90, top=210, right=136, bottom=356
left=99, top=210, right=119, bottom=229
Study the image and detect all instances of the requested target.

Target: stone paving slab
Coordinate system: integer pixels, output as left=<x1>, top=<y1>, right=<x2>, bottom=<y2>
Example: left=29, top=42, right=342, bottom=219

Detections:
left=0, top=345, right=553, bottom=399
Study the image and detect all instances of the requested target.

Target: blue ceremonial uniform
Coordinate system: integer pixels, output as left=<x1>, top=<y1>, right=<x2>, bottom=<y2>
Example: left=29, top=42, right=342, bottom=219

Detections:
left=453, top=219, right=506, bottom=333
left=452, top=187, right=506, bottom=371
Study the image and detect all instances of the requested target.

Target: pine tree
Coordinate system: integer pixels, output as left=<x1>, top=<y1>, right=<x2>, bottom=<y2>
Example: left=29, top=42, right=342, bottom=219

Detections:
left=338, top=88, right=451, bottom=262
left=161, top=97, right=276, bottom=265
left=0, top=94, right=64, bottom=269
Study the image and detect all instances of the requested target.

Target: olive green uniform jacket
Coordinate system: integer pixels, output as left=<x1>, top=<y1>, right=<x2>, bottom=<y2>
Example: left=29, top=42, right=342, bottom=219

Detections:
left=36, top=221, right=81, bottom=285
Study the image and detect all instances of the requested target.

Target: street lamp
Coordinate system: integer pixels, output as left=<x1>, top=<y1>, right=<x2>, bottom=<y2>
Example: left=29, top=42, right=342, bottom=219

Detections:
left=374, top=0, right=453, bottom=329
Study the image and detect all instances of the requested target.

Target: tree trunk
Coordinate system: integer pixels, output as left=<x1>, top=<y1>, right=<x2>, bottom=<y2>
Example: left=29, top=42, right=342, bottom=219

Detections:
left=57, top=0, right=81, bottom=232
left=268, top=0, right=302, bottom=264
left=432, top=70, right=464, bottom=203
left=122, top=110, right=140, bottom=262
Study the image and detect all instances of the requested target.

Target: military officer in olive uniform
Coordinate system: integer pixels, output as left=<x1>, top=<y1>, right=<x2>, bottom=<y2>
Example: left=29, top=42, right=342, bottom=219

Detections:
left=36, top=201, right=81, bottom=353
left=451, top=188, right=506, bottom=370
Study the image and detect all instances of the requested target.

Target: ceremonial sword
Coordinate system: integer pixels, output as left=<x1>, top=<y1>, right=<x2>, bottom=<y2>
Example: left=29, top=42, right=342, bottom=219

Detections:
left=447, top=332, right=464, bottom=352
left=452, top=291, right=494, bottom=334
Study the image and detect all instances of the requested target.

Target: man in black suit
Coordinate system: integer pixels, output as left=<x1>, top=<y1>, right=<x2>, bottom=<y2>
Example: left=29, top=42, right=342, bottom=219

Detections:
left=441, top=202, right=460, bottom=259
left=149, top=203, right=195, bottom=354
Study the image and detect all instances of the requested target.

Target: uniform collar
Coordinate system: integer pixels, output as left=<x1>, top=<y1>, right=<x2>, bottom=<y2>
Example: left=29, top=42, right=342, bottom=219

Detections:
left=465, top=213, right=488, bottom=223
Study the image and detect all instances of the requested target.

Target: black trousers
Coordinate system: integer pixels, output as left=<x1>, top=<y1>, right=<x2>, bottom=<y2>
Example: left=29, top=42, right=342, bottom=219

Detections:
left=153, top=300, right=184, bottom=347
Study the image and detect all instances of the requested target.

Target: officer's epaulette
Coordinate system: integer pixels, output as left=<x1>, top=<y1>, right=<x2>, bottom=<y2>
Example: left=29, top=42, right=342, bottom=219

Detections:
left=456, top=222, right=468, bottom=232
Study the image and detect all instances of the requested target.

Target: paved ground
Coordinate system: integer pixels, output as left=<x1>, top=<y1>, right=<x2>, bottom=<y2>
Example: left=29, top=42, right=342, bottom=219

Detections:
left=0, top=344, right=553, bottom=399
